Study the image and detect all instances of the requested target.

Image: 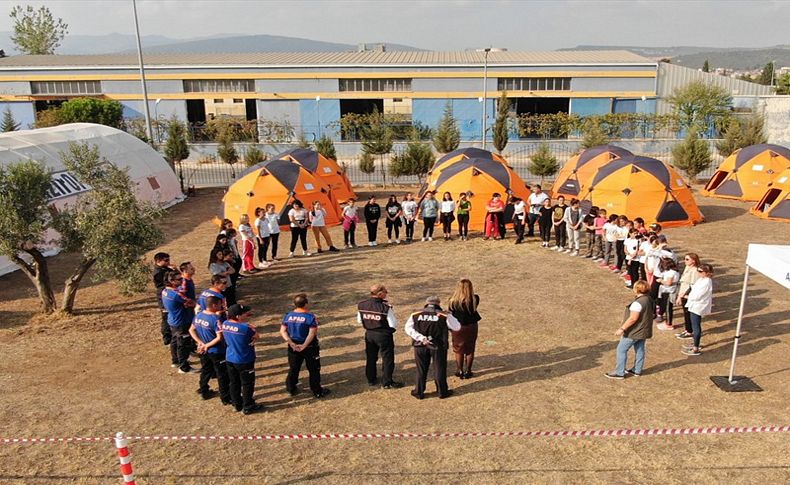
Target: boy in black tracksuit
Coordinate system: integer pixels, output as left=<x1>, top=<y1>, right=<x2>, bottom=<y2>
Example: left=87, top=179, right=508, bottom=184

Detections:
left=363, top=195, right=381, bottom=246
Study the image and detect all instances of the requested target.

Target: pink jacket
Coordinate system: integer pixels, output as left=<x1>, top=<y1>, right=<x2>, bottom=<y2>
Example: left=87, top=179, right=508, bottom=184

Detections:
left=342, top=208, right=359, bottom=231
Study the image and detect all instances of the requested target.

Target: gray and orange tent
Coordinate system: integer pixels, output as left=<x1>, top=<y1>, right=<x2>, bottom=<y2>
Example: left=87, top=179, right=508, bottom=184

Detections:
left=751, top=168, right=790, bottom=222
left=275, top=148, right=356, bottom=204
left=579, top=155, right=703, bottom=228
left=420, top=157, right=531, bottom=230
left=222, top=159, right=340, bottom=229
left=552, top=145, right=632, bottom=199
left=422, top=147, right=509, bottom=195
left=702, top=144, right=790, bottom=201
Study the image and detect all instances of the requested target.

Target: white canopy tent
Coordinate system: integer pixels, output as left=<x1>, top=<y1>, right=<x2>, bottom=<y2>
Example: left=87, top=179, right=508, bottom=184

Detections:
left=726, top=244, right=790, bottom=384
left=0, top=123, right=184, bottom=276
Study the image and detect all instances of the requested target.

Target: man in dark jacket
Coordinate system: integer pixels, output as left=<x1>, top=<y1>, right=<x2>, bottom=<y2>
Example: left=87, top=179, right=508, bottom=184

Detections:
left=605, top=280, right=655, bottom=379
left=152, top=252, right=175, bottom=346
left=357, top=284, right=403, bottom=388
left=405, top=296, right=461, bottom=399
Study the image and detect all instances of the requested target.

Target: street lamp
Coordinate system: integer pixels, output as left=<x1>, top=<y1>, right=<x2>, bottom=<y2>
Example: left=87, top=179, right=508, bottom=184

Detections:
left=476, top=47, right=507, bottom=150
left=154, top=98, right=162, bottom=143
left=316, top=95, right=321, bottom=139
left=132, top=0, right=153, bottom=146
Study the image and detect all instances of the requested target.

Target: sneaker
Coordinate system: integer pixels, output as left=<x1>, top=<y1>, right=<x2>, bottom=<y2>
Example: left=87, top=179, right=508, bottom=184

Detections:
left=288, top=252, right=295, bottom=258
left=171, top=363, right=179, bottom=368
left=675, top=331, right=693, bottom=339
left=421, top=237, right=426, bottom=241
left=316, top=248, right=323, bottom=253
left=681, top=348, right=702, bottom=356
left=287, top=387, right=300, bottom=397
left=303, top=251, right=312, bottom=256
left=387, top=239, right=393, bottom=244
left=599, top=262, right=610, bottom=268
left=428, top=237, right=433, bottom=241
left=551, top=246, right=559, bottom=251
left=178, top=366, right=199, bottom=374
left=372, top=241, right=378, bottom=246
left=314, top=388, right=332, bottom=399
left=625, top=369, right=641, bottom=377
left=610, top=267, right=620, bottom=273
left=584, top=255, right=593, bottom=258
left=344, top=244, right=350, bottom=249
left=242, top=403, right=264, bottom=415
left=368, top=242, right=375, bottom=247
left=593, top=258, right=602, bottom=262
left=603, top=372, right=625, bottom=380
left=657, top=323, right=673, bottom=331
left=367, top=379, right=378, bottom=387
left=201, top=389, right=218, bottom=400
left=329, top=246, right=339, bottom=252
left=571, top=251, right=579, bottom=256
left=395, top=240, right=401, bottom=244
left=382, top=381, right=404, bottom=389
left=564, top=248, right=572, bottom=253
left=682, top=344, right=704, bottom=351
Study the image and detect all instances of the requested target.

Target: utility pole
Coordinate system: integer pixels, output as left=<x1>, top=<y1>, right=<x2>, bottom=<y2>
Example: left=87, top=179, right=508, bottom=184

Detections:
left=132, top=0, right=154, bottom=146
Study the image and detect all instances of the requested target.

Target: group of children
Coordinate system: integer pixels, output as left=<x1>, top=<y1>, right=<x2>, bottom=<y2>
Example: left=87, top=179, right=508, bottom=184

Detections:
left=154, top=250, right=331, bottom=415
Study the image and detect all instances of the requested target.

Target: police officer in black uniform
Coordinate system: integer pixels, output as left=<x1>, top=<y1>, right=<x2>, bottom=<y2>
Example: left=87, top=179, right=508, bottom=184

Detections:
left=357, top=284, right=403, bottom=389
left=152, top=252, right=175, bottom=346
left=404, top=296, right=461, bottom=399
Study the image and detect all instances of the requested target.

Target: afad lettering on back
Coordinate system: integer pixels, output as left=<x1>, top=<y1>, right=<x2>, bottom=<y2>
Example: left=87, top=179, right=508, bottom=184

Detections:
left=417, top=314, right=439, bottom=322
left=222, top=323, right=240, bottom=332
left=362, top=313, right=381, bottom=321
left=45, top=171, right=91, bottom=201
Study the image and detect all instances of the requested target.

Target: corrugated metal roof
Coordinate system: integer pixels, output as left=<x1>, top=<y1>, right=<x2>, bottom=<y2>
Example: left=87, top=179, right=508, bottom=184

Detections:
left=656, top=62, right=773, bottom=114
left=0, top=50, right=654, bottom=69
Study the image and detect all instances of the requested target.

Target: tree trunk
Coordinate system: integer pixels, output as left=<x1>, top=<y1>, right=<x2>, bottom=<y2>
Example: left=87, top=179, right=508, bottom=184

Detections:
left=61, top=258, right=96, bottom=314
left=10, top=249, right=56, bottom=313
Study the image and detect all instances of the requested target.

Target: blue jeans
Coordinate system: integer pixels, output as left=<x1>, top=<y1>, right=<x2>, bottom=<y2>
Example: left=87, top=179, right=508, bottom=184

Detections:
left=690, top=312, right=703, bottom=348
left=614, top=337, right=646, bottom=375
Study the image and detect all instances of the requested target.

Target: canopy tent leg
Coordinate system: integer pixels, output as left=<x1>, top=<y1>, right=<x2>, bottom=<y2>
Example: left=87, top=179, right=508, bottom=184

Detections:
left=727, top=265, right=750, bottom=384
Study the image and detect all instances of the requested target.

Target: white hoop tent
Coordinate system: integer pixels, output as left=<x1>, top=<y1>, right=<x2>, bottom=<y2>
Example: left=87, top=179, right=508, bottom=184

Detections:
left=713, top=244, right=790, bottom=391
left=0, top=123, right=184, bottom=276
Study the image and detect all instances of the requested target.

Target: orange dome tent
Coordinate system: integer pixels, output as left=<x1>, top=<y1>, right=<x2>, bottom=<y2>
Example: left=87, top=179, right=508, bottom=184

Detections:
left=702, top=144, right=790, bottom=201
left=420, top=157, right=531, bottom=230
left=751, top=169, right=790, bottom=222
left=222, top=159, right=340, bottom=229
left=430, top=147, right=508, bottom=174
left=275, top=147, right=356, bottom=203
left=579, top=155, right=703, bottom=228
left=553, top=145, right=632, bottom=199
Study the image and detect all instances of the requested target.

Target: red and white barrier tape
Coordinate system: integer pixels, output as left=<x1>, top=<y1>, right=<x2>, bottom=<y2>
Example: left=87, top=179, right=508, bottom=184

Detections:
left=2, top=425, right=789, bottom=444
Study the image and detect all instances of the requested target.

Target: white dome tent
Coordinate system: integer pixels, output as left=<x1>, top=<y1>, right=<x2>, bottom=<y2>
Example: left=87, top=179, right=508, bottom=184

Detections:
left=0, top=123, right=184, bottom=276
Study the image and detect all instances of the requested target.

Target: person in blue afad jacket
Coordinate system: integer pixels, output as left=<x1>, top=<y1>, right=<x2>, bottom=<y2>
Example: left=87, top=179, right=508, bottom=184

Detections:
left=222, top=304, right=264, bottom=415
left=280, top=293, right=331, bottom=399
left=189, top=296, right=231, bottom=404
left=161, top=272, right=198, bottom=374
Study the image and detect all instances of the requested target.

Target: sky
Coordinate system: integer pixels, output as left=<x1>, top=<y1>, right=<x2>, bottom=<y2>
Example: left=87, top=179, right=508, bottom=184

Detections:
left=0, top=0, right=787, bottom=50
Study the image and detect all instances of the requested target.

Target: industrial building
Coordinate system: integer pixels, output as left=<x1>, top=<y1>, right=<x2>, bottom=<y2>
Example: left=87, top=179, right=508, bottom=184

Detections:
left=0, top=50, right=772, bottom=141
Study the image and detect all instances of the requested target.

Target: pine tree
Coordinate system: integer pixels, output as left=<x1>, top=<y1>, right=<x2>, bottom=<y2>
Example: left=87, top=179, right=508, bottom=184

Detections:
left=433, top=102, right=460, bottom=153
left=1, top=106, right=20, bottom=132
left=163, top=117, right=189, bottom=164
left=217, top=130, right=239, bottom=177
left=715, top=115, right=767, bottom=157
left=389, top=130, right=434, bottom=183
left=315, top=135, right=337, bottom=161
left=758, top=62, right=775, bottom=85
left=296, top=132, right=311, bottom=149
left=243, top=146, right=266, bottom=167
left=715, top=118, right=742, bottom=157
left=492, top=91, right=511, bottom=154
left=529, top=143, right=559, bottom=184
left=359, top=150, right=375, bottom=174
left=672, top=129, right=712, bottom=183
left=702, top=60, right=710, bottom=72
left=580, top=119, right=609, bottom=149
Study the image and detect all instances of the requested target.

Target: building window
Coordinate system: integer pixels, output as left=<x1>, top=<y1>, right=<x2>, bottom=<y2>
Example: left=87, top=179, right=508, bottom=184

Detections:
left=213, top=98, right=224, bottom=103
left=339, top=78, right=412, bottom=92
left=183, top=79, right=254, bottom=93
left=233, top=98, right=243, bottom=103
left=30, top=80, right=101, bottom=95
left=497, top=77, right=571, bottom=91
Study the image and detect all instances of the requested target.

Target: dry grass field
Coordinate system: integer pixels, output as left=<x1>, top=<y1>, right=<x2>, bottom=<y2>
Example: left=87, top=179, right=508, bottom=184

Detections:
left=0, top=187, right=788, bottom=484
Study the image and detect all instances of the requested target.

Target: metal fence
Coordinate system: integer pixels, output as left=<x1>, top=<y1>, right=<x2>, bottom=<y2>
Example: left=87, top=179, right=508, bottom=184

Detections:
left=176, top=139, right=725, bottom=189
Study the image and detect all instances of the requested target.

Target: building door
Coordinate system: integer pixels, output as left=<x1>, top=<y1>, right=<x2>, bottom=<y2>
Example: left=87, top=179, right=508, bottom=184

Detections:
left=245, top=99, right=257, bottom=121
left=186, top=99, right=206, bottom=123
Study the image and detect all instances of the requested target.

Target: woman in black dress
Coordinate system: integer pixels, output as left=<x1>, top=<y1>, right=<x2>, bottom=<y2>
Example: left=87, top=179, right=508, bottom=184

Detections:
left=448, top=279, right=481, bottom=379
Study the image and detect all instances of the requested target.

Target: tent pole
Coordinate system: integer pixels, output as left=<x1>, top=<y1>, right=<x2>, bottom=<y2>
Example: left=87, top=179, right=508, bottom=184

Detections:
left=727, top=264, right=750, bottom=383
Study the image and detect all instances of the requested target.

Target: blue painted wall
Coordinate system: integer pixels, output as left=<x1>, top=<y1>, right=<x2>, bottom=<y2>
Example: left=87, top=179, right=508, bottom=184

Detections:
left=299, top=98, right=340, bottom=141
left=413, top=98, right=494, bottom=141
left=570, top=98, right=611, bottom=116
left=0, top=102, right=36, bottom=130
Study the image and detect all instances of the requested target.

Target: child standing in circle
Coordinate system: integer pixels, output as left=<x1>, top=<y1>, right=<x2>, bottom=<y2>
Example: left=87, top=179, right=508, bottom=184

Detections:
left=401, top=193, right=418, bottom=243
left=538, top=197, right=553, bottom=247
left=238, top=214, right=257, bottom=274
left=342, top=198, right=359, bottom=248
left=254, top=207, right=271, bottom=268
left=456, top=193, right=471, bottom=241
left=419, top=191, right=440, bottom=241
left=364, top=195, right=381, bottom=247
left=384, top=194, right=403, bottom=244
left=264, top=204, right=281, bottom=261
left=309, top=200, right=339, bottom=253
left=440, top=192, right=456, bottom=241
left=288, top=200, right=311, bottom=258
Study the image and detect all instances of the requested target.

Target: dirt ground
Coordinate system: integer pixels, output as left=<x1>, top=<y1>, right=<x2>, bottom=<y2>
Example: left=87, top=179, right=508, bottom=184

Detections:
left=0, top=186, right=788, bottom=484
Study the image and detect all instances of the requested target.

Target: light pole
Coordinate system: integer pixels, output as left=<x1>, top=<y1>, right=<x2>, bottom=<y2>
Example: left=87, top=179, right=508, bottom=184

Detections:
left=476, top=47, right=506, bottom=150
left=154, top=98, right=162, bottom=143
left=316, top=95, right=321, bottom=139
left=132, top=0, right=153, bottom=146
